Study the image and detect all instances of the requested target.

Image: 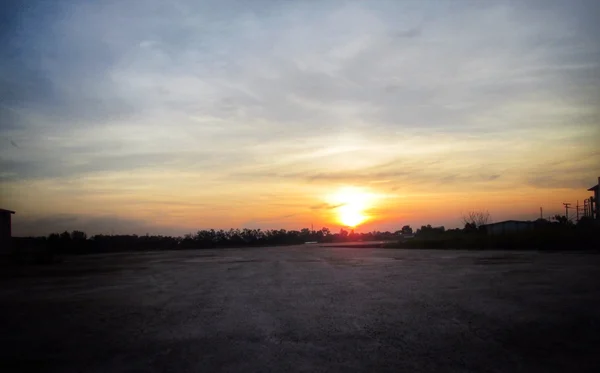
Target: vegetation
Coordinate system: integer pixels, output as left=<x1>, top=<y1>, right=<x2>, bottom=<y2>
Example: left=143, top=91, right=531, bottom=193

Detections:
left=461, top=210, right=491, bottom=231
left=9, top=213, right=599, bottom=264
left=10, top=227, right=399, bottom=260
left=390, top=216, right=599, bottom=251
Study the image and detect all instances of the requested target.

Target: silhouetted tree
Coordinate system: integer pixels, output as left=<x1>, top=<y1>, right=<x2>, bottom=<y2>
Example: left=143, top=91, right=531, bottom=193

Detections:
left=59, top=231, right=71, bottom=242
left=416, top=225, right=445, bottom=237
left=24, top=213, right=598, bottom=257
left=463, top=222, right=477, bottom=232
left=461, top=210, right=491, bottom=229
left=339, top=229, right=349, bottom=240
left=552, top=215, right=574, bottom=226
left=71, top=230, right=87, bottom=241
left=401, top=225, right=413, bottom=235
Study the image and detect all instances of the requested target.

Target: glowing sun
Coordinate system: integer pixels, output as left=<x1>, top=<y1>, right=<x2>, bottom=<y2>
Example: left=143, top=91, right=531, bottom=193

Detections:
left=338, top=205, right=367, bottom=227
left=329, top=187, right=374, bottom=228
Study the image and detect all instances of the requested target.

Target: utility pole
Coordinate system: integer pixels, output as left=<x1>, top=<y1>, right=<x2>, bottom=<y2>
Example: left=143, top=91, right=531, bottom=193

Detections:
left=584, top=199, right=589, bottom=218
left=540, top=207, right=543, bottom=220
left=576, top=202, right=586, bottom=221
left=563, top=203, right=571, bottom=220
left=576, top=200, right=579, bottom=222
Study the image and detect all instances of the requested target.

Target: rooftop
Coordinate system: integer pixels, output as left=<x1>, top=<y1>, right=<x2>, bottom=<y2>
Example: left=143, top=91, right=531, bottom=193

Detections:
left=0, top=209, right=15, bottom=214
left=588, top=184, right=599, bottom=192
left=481, top=220, right=533, bottom=227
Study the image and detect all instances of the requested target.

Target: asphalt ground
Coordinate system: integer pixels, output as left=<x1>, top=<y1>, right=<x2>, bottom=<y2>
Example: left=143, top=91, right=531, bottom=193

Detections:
left=1, top=247, right=599, bottom=372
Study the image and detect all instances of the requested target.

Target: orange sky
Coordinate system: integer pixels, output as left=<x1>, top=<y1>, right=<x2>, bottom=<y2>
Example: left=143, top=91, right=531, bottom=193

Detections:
left=1, top=1, right=599, bottom=236
left=3, top=171, right=598, bottom=236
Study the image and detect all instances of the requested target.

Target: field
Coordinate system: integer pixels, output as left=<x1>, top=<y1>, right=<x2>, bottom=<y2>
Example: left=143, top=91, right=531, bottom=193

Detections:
left=1, top=246, right=599, bottom=372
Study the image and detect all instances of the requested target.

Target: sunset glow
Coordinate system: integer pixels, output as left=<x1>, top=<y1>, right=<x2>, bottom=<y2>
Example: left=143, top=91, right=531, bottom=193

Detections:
left=1, top=1, right=598, bottom=236
left=338, top=208, right=367, bottom=228
left=329, top=187, right=376, bottom=228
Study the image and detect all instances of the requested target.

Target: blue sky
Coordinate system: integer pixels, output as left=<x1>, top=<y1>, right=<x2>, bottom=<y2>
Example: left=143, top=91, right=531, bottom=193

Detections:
left=1, top=0, right=599, bottom=235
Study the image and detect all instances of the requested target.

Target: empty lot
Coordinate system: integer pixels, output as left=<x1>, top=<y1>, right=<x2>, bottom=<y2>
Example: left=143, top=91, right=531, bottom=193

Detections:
left=1, top=247, right=599, bottom=372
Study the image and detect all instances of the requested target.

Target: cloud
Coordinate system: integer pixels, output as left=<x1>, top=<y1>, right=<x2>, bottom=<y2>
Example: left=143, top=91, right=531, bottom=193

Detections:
left=1, top=0, right=599, bottom=234
left=310, top=203, right=346, bottom=210
left=393, top=26, right=422, bottom=39
left=525, top=155, right=600, bottom=189
left=235, top=168, right=507, bottom=190
left=240, top=213, right=300, bottom=229
left=13, top=213, right=176, bottom=237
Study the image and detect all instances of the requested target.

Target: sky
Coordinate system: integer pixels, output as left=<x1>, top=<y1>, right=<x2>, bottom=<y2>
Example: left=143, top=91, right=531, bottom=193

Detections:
left=1, top=0, right=599, bottom=236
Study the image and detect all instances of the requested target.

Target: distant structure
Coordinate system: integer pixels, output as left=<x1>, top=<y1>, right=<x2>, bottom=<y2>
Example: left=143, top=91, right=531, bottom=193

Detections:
left=0, top=209, right=16, bottom=255
left=586, top=177, right=599, bottom=220
left=482, top=220, right=534, bottom=236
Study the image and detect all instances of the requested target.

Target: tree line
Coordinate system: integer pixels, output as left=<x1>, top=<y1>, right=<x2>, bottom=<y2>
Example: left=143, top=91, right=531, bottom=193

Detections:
left=10, top=210, right=598, bottom=261
left=13, top=227, right=403, bottom=255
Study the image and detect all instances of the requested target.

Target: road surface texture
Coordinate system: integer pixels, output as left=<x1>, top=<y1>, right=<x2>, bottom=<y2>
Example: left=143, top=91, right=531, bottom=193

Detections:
left=1, top=247, right=599, bottom=372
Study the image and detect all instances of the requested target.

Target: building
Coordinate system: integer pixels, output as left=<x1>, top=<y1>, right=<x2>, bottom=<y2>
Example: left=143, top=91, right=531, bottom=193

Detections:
left=482, top=220, right=535, bottom=236
left=0, top=209, right=16, bottom=254
left=587, top=177, right=599, bottom=220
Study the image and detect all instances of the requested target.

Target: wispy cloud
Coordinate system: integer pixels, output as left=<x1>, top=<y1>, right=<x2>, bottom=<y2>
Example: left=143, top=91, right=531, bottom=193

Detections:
left=13, top=213, right=177, bottom=237
left=1, top=0, right=599, bottom=233
left=310, top=203, right=347, bottom=210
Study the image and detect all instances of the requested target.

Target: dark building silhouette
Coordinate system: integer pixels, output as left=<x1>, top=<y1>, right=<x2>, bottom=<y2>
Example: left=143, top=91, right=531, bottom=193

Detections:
left=588, top=177, right=599, bottom=220
left=1, top=209, right=15, bottom=255
left=482, top=220, right=535, bottom=236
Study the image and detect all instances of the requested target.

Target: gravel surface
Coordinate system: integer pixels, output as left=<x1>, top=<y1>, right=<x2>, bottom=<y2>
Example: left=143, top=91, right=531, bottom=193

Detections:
left=1, top=247, right=599, bottom=372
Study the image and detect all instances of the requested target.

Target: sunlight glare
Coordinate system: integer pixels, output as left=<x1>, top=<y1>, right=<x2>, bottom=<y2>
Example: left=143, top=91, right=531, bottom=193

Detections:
left=338, top=205, right=367, bottom=227
left=329, top=186, right=375, bottom=228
